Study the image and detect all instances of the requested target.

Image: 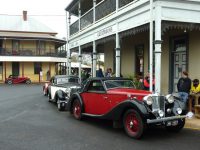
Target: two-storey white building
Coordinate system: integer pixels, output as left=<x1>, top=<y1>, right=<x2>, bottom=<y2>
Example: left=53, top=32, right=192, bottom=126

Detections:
left=65, top=0, right=200, bottom=94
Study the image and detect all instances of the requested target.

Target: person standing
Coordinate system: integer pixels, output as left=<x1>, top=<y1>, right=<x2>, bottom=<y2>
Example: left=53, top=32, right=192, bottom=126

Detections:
left=177, top=71, right=191, bottom=103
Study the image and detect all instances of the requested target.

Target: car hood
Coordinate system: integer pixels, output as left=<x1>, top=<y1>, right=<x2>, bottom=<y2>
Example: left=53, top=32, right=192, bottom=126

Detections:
left=107, top=88, right=151, bottom=100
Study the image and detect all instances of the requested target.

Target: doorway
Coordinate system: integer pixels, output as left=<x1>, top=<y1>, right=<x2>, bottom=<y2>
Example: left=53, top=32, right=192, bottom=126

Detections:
left=170, top=35, right=188, bottom=92
left=12, top=62, right=20, bottom=76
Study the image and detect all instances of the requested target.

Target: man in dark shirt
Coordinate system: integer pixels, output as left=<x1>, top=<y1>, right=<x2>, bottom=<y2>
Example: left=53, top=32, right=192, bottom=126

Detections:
left=177, top=71, right=191, bottom=103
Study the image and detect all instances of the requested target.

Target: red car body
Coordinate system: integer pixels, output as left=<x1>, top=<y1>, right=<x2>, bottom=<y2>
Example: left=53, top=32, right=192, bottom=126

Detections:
left=81, top=88, right=150, bottom=115
left=5, top=75, right=31, bottom=84
left=68, top=77, right=187, bottom=139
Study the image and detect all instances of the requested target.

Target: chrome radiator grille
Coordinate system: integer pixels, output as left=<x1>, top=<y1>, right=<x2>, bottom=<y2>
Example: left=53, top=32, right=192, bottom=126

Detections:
left=152, top=96, right=165, bottom=112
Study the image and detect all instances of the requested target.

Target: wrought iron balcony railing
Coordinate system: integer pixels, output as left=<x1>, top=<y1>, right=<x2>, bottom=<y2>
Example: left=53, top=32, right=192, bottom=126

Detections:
left=69, top=0, right=139, bottom=36
left=0, top=48, right=66, bottom=58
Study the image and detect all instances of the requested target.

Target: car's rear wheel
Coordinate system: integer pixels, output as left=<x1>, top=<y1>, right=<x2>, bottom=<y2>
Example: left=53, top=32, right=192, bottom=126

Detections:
left=26, top=79, right=31, bottom=84
left=43, top=89, right=47, bottom=96
left=7, top=80, right=12, bottom=85
left=123, top=109, right=144, bottom=139
left=165, top=119, right=185, bottom=132
left=48, top=93, right=51, bottom=102
left=72, top=99, right=82, bottom=120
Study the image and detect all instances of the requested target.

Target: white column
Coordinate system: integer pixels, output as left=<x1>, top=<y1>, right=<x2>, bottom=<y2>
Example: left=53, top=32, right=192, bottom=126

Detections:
left=78, top=2, right=81, bottom=31
left=78, top=46, right=82, bottom=82
left=116, top=0, right=119, bottom=12
left=67, top=12, right=71, bottom=75
left=93, top=0, right=96, bottom=23
left=93, top=41, right=97, bottom=77
left=149, top=0, right=154, bottom=92
left=154, top=5, right=162, bottom=94
left=115, top=32, right=121, bottom=77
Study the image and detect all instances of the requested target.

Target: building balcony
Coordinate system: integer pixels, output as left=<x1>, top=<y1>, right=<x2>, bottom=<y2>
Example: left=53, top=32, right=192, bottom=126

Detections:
left=0, top=48, right=66, bottom=58
left=68, top=0, right=137, bottom=36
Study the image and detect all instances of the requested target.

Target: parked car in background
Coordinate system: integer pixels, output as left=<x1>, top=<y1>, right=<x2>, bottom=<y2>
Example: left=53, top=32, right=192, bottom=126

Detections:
left=48, top=75, right=81, bottom=111
left=67, top=77, right=187, bottom=139
left=5, top=75, right=31, bottom=84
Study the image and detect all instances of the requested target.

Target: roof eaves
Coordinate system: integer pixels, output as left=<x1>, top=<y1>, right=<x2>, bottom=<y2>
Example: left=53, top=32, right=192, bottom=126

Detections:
left=65, top=0, right=79, bottom=11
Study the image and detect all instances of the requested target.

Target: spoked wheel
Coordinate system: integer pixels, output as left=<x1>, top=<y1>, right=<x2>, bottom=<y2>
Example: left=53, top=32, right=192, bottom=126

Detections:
left=26, top=79, right=31, bottom=84
left=7, top=80, right=13, bottom=85
left=123, top=109, right=144, bottom=139
left=57, top=98, right=65, bottom=111
left=72, top=99, right=82, bottom=120
left=43, top=89, right=46, bottom=96
left=48, top=93, right=51, bottom=102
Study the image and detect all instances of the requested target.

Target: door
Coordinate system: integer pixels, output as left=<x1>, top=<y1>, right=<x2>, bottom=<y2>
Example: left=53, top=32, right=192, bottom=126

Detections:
left=171, top=36, right=188, bottom=92
left=12, top=62, right=19, bottom=76
left=81, top=80, right=110, bottom=115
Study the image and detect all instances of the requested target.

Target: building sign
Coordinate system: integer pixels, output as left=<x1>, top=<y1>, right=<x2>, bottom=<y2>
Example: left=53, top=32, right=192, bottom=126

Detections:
left=97, top=27, right=113, bottom=38
left=69, top=41, right=79, bottom=49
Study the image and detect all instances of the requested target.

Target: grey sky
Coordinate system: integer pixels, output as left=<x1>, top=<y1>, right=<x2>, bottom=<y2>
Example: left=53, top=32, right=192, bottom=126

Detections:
left=0, top=0, right=73, bottom=38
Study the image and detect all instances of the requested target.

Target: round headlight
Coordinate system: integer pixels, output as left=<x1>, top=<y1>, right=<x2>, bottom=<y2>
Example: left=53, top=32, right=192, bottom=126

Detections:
left=165, top=94, right=174, bottom=104
left=65, top=88, right=71, bottom=94
left=143, top=95, right=153, bottom=105
left=176, top=108, right=182, bottom=115
left=158, top=110, right=164, bottom=117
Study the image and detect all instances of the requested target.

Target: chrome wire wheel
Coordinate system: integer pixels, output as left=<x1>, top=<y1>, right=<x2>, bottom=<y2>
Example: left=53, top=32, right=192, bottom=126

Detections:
left=72, top=99, right=82, bottom=120
left=123, top=109, right=144, bottom=139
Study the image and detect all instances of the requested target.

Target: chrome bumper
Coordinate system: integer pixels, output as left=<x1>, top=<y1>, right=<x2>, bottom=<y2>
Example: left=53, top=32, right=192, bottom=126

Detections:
left=147, top=115, right=186, bottom=124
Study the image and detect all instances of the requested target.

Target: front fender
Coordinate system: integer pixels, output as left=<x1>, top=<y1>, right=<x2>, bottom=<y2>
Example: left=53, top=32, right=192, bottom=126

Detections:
left=68, top=92, right=84, bottom=113
left=102, top=99, right=150, bottom=121
left=56, top=90, right=66, bottom=100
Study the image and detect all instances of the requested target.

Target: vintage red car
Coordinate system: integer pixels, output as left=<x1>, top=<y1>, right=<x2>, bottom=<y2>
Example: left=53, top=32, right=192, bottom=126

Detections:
left=67, top=77, right=187, bottom=139
left=5, top=75, right=31, bottom=84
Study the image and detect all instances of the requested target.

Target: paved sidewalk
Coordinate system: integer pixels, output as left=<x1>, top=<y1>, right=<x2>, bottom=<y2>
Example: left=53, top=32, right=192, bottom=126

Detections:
left=185, top=117, right=200, bottom=130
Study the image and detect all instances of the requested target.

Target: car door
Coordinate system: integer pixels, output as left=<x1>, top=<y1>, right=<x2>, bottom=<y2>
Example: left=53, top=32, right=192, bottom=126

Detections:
left=81, top=80, right=110, bottom=115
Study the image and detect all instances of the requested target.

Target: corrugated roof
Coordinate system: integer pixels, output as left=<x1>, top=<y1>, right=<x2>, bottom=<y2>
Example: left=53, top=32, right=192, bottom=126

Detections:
left=0, top=14, right=56, bottom=34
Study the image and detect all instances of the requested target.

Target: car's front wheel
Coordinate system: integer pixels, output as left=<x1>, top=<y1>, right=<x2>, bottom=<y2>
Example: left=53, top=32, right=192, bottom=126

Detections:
left=57, top=98, right=65, bottom=111
left=123, top=109, right=144, bottom=139
left=72, top=99, right=82, bottom=120
left=26, top=79, right=31, bottom=84
left=165, top=119, right=185, bottom=132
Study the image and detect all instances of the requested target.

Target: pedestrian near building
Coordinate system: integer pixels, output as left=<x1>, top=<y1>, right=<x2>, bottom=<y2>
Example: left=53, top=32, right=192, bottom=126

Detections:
left=177, top=71, right=191, bottom=103
left=188, top=79, right=200, bottom=111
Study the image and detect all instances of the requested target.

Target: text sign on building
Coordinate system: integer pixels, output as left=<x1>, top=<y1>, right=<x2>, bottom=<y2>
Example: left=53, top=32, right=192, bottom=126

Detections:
left=69, top=41, right=79, bottom=49
left=96, top=25, right=116, bottom=39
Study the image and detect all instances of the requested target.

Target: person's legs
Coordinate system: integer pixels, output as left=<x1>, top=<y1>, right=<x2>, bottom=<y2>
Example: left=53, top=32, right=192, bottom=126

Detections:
left=179, top=92, right=189, bottom=103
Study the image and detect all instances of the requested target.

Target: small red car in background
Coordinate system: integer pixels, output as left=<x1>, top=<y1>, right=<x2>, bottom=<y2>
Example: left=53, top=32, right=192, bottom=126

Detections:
left=5, top=75, right=31, bottom=84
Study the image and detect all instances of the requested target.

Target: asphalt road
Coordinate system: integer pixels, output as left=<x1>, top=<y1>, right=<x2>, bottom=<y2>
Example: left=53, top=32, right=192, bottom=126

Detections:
left=0, top=84, right=200, bottom=150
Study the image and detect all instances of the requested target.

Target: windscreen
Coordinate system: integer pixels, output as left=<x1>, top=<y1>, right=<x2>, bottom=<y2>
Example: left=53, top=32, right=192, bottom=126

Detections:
left=56, top=77, right=79, bottom=84
left=104, top=80, right=135, bottom=89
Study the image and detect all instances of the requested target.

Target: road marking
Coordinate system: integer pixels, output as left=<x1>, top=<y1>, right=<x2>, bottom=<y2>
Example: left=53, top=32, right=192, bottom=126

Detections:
left=0, top=111, right=26, bottom=123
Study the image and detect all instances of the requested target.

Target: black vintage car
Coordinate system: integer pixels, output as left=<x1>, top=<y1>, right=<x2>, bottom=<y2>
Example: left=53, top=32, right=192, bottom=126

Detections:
left=67, top=77, right=188, bottom=139
left=48, top=75, right=81, bottom=111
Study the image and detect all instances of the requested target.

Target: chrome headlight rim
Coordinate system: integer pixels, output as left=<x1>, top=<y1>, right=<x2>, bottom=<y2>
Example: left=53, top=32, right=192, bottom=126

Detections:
left=165, top=94, right=174, bottom=104
left=143, top=95, right=153, bottom=105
